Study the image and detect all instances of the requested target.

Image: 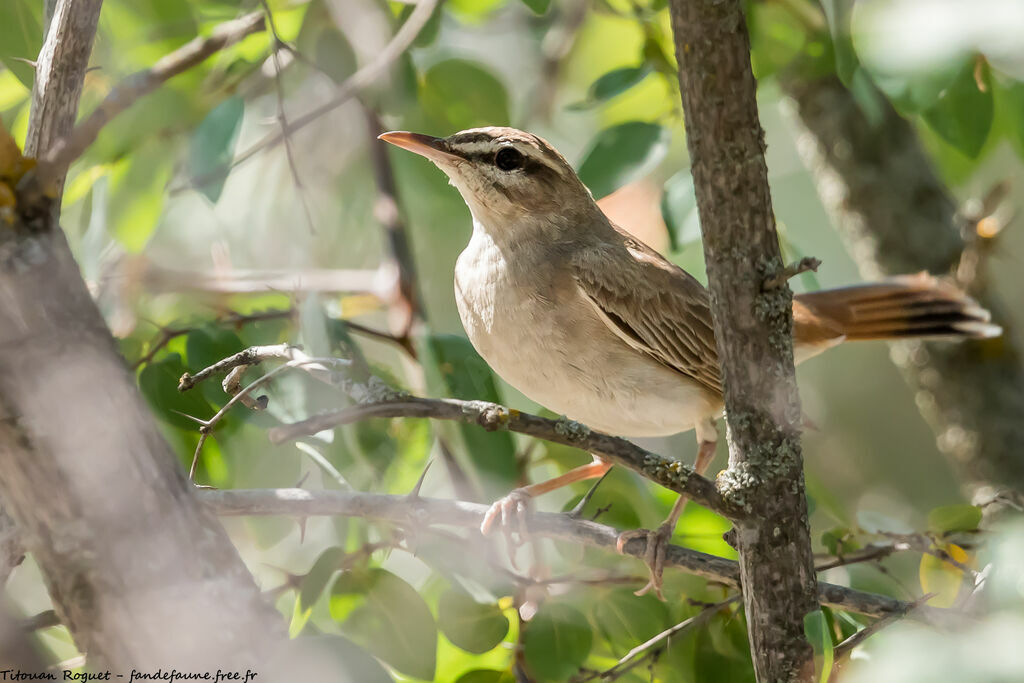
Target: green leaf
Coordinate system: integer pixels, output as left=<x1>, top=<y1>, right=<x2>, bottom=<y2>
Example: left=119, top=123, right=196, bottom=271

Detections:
left=660, top=170, right=700, bottom=252
left=455, top=671, right=515, bottom=683
left=520, top=0, right=551, bottom=14
left=423, top=60, right=510, bottom=130
left=748, top=1, right=807, bottom=80
left=820, top=0, right=857, bottom=85
left=803, top=610, right=834, bottom=683
left=920, top=60, right=993, bottom=158
left=398, top=0, right=444, bottom=47
left=438, top=589, right=510, bottom=654
left=927, top=504, right=982, bottom=535
left=330, top=568, right=437, bottom=680
left=569, top=66, right=652, bottom=110
left=298, top=0, right=358, bottom=83
left=299, top=546, right=348, bottom=613
left=420, top=334, right=518, bottom=499
left=591, top=589, right=669, bottom=651
left=138, top=354, right=213, bottom=430
left=577, top=122, right=670, bottom=200
left=188, top=96, right=245, bottom=203
left=523, top=603, right=592, bottom=681
left=0, top=0, right=44, bottom=88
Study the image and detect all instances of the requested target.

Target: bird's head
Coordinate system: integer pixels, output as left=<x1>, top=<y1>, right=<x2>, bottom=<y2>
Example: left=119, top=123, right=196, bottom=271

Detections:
left=379, top=127, right=600, bottom=236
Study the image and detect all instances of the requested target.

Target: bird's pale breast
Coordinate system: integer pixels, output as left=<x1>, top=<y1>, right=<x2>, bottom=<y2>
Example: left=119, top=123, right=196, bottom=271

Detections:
left=453, top=228, right=721, bottom=438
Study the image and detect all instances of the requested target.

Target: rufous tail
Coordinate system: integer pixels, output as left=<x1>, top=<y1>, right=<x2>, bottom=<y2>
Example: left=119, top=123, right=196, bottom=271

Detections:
left=794, top=273, right=1001, bottom=342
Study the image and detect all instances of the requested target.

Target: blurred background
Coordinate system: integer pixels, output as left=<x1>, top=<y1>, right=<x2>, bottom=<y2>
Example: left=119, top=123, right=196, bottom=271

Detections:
left=2, top=0, right=1024, bottom=680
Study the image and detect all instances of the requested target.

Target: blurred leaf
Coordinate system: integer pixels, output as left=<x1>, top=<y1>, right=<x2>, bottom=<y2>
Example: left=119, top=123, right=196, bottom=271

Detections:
left=694, top=615, right=754, bottom=683
left=920, top=60, right=993, bottom=158
left=928, top=504, right=982, bottom=535
left=187, top=96, right=244, bottom=203
left=299, top=546, right=348, bottom=613
left=289, top=588, right=313, bottom=639
left=438, top=589, right=510, bottom=654
left=420, top=334, right=518, bottom=499
left=820, top=526, right=859, bottom=556
left=856, top=509, right=913, bottom=534
left=455, top=671, right=515, bottom=683
left=820, top=0, right=857, bottom=85
left=919, top=543, right=969, bottom=608
left=748, top=1, right=807, bottom=79
left=592, top=589, right=669, bottom=650
left=138, top=354, right=212, bottom=430
left=578, top=122, right=669, bottom=200
left=803, top=609, right=834, bottom=683
left=0, top=70, right=30, bottom=111
left=109, top=142, right=173, bottom=252
left=398, top=0, right=444, bottom=46
left=0, top=0, right=43, bottom=88
left=569, top=65, right=652, bottom=110
left=1000, top=79, right=1024, bottom=158
left=185, top=326, right=245, bottom=379
left=297, top=0, right=358, bottom=83
left=330, top=568, right=438, bottom=679
left=422, top=60, right=510, bottom=130
left=520, top=0, right=551, bottom=14
left=661, top=169, right=700, bottom=252
left=523, top=603, right=592, bottom=681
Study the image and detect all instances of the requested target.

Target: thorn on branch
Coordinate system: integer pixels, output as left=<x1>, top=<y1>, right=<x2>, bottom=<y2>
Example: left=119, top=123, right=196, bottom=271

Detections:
left=763, top=256, right=822, bottom=289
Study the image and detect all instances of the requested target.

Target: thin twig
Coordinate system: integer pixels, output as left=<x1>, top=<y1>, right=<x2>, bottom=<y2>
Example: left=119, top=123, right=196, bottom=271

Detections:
left=260, top=0, right=317, bottom=234
left=763, top=256, right=822, bottom=289
left=27, top=11, right=266, bottom=193
left=178, top=0, right=441, bottom=192
left=575, top=596, right=740, bottom=681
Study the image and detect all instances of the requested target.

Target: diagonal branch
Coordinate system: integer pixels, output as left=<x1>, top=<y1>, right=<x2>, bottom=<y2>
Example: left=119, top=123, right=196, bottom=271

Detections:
left=27, top=11, right=265, bottom=194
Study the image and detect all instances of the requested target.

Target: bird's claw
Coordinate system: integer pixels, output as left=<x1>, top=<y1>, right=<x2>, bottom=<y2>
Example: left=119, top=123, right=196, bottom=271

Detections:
left=481, top=488, right=534, bottom=567
left=615, top=522, right=675, bottom=601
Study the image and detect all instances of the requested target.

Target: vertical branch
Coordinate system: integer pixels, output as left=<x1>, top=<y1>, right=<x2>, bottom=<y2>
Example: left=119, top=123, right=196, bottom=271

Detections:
left=782, top=73, right=1024, bottom=498
left=667, top=1, right=818, bottom=681
left=364, top=107, right=425, bottom=340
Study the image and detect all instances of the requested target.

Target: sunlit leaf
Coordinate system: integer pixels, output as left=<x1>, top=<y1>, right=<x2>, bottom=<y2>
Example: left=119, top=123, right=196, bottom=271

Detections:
left=803, top=609, right=834, bottom=683
left=438, top=589, right=510, bottom=654
left=928, top=504, right=982, bottom=535
left=109, top=142, right=173, bottom=252
left=330, top=568, right=438, bottom=679
left=188, top=96, right=245, bottom=203
left=577, top=122, right=669, bottom=200
left=749, top=1, right=807, bottom=79
left=455, top=671, right=515, bottom=683
left=919, top=543, right=970, bottom=607
left=299, top=546, right=348, bottom=613
left=523, top=603, right=592, bottom=681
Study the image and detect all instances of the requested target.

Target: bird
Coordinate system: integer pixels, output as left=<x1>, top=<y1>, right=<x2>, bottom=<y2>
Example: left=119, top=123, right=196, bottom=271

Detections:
left=379, top=126, right=1001, bottom=598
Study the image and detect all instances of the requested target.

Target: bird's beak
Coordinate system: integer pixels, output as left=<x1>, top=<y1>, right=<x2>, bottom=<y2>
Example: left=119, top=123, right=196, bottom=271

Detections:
left=378, top=131, right=462, bottom=164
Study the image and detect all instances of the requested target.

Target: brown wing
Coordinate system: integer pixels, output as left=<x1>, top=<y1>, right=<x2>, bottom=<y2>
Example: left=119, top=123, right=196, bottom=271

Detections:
left=572, top=226, right=722, bottom=395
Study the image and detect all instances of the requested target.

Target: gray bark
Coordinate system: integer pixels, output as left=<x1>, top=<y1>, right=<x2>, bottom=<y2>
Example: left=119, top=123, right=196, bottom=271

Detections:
left=668, top=1, right=818, bottom=680
left=783, top=73, right=1024, bottom=496
left=0, top=0, right=287, bottom=668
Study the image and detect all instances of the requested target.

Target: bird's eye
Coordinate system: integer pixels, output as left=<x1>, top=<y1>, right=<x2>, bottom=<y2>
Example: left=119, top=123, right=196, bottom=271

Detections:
left=494, top=147, right=524, bottom=171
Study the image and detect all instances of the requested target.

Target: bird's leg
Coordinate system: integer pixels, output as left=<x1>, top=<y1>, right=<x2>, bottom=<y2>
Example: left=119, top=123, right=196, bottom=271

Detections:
left=616, top=432, right=717, bottom=600
left=481, top=455, right=612, bottom=559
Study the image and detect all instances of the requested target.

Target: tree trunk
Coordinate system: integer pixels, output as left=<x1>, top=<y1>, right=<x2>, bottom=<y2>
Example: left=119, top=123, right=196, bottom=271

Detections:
left=0, top=0, right=286, bottom=667
left=667, top=1, right=818, bottom=681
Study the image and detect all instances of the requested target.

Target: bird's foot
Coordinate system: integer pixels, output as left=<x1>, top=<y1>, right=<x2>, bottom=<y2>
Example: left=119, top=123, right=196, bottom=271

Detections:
left=615, top=521, right=675, bottom=601
left=481, top=488, right=534, bottom=567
